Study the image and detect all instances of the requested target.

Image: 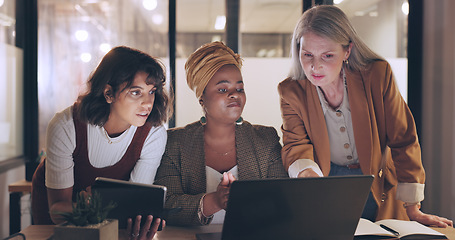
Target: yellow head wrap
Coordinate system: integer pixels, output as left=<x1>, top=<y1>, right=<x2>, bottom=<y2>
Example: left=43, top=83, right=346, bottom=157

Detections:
left=185, top=41, right=243, bottom=99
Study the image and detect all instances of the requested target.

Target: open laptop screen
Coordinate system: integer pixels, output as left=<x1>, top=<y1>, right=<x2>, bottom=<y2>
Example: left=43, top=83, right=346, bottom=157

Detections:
left=220, top=175, right=373, bottom=240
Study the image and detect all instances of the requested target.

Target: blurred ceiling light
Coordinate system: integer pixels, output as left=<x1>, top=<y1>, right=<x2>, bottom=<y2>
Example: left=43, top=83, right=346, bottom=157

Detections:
left=152, top=14, right=163, bottom=25
left=257, top=49, right=267, bottom=58
left=333, top=0, right=344, bottom=4
left=212, top=35, right=222, bottom=42
left=354, top=11, right=365, bottom=17
left=266, top=49, right=277, bottom=58
left=80, top=53, right=92, bottom=63
left=0, top=13, right=15, bottom=27
left=81, top=16, right=91, bottom=22
left=75, top=30, right=89, bottom=41
left=0, top=0, right=4, bottom=7
left=369, top=11, right=378, bottom=17
left=99, top=43, right=111, bottom=53
left=402, top=1, right=409, bottom=15
left=215, top=16, right=226, bottom=30
left=143, top=0, right=157, bottom=11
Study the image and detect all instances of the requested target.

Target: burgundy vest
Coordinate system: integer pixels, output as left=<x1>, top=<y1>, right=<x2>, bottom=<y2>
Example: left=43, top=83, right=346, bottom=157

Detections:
left=31, top=105, right=152, bottom=224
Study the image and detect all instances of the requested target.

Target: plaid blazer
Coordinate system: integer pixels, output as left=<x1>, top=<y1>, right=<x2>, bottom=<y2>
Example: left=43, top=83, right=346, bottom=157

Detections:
left=154, top=120, right=288, bottom=226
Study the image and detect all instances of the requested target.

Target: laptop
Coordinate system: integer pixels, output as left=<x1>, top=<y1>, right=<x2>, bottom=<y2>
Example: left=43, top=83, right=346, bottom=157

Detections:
left=91, top=177, right=167, bottom=229
left=196, top=175, right=374, bottom=240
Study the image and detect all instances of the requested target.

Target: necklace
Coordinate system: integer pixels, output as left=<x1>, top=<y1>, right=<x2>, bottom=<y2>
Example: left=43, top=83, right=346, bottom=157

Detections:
left=204, top=142, right=235, bottom=156
left=102, top=127, right=130, bottom=144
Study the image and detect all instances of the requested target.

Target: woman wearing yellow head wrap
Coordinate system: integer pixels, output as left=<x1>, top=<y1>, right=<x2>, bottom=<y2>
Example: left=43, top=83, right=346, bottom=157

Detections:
left=155, top=42, right=288, bottom=226
left=186, top=41, right=242, bottom=100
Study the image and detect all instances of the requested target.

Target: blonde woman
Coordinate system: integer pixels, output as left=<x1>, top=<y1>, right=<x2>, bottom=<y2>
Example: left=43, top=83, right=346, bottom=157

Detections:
left=279, top=5, right=452, bottom=227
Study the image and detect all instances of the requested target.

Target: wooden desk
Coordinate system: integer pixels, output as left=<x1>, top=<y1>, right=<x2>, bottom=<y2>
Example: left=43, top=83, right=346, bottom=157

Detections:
left=8, top=179, right=33, bottom=235
left=20, top=224, right=224, bottom=240
left=20, top=224, right=455, bottom=240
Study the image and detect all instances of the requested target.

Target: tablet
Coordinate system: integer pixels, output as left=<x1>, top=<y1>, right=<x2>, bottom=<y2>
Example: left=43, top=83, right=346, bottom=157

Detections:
left=91, top=177, right=166, bottom=229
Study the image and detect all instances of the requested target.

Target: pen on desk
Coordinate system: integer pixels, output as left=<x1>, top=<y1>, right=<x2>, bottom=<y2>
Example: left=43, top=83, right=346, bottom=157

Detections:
left=380, top=224, right=400, bottom=237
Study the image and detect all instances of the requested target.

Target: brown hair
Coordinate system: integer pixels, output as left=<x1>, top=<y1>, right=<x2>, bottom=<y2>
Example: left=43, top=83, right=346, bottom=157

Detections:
left=77, top=46, right=173, bottom=127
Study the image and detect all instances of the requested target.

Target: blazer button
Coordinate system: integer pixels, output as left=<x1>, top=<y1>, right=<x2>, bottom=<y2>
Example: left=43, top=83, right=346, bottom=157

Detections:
left=381, top=193, right=386, bottom=202
left=378, top=169, right=383, bottom=178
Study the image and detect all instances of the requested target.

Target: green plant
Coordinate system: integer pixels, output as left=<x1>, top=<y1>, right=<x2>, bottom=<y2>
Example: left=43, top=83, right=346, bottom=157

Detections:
left=55, top=190, right=117, bottom=226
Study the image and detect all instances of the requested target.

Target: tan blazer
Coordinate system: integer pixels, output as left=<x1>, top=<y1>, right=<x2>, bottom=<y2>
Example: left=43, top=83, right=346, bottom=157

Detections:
left=154, top=121, right=288, bottom=226
left=278, top=60, right=425, bottom=220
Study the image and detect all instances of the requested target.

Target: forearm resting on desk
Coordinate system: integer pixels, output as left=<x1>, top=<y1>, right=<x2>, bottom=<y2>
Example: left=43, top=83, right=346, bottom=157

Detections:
left=406, top=204, right=453, bottom=228
left=48, top=201, right=73, bottom=224
left=47, top=187, right=74, bottom=224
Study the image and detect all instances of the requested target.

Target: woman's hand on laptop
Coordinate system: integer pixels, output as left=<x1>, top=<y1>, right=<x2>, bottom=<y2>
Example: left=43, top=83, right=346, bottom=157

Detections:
left=127, top=215, right=164, bottom=240
left=297, top=168, right=320, bottom=178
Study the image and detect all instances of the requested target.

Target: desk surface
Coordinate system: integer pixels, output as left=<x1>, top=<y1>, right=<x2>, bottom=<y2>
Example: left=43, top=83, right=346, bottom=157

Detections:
left=8, top=179, right=32, bottom=192
left=21, top=224, right=224, bottom=240
left=21, top=224, right=455, bottom=240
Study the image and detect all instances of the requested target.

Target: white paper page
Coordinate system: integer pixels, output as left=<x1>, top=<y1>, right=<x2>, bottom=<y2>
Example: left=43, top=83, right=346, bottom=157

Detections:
left=375, top=219, right=445, bottom=237
left=355, top=218, right=395, bottom=237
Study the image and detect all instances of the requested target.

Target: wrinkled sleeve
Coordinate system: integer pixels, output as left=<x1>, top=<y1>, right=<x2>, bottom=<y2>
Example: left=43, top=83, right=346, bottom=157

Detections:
left=278, top=81, right=316, bottom=175
left=130, top=125, right=167, bottom=184
left=380, top=63, right=425, bottom=202
left=45, top=107, right=76, bottom=189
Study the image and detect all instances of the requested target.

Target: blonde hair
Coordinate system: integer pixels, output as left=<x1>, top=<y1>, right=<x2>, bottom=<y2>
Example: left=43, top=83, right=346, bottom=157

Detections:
left=185, top=41, right=243, bottom=99
left=288, top=5, right=383, bottom=80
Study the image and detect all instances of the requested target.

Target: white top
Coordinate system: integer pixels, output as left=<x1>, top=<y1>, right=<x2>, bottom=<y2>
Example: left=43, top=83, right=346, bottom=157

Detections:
left=316, top=82, right=359, bottom=167
left=288, top=82, right=424, bottom=203
left=45, top=106, right=167, bottom=189
left=205, top=165, right=239, bottom=224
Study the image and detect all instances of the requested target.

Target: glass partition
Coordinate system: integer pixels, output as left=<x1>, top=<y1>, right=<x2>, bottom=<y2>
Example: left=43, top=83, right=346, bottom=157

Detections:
left=0, top=0, right=23, bottom=161
left=174, top=0, right=408, bottom=136
left=37, top=0, right=169, bottom=148
left=36, top=0, right=409, bottom=145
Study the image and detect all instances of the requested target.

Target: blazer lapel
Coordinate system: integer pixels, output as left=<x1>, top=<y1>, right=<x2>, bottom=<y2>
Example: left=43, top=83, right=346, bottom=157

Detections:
left=181, top=123, right=207, bottom=193
left=301, top=80, right=331, bottom=175
left=235, top=123, right=263, bottom=179
left=346, top=69, right=372, bottom=174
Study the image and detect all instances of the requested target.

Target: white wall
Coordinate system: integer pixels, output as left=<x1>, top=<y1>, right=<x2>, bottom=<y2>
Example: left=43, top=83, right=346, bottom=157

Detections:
left=0, top=43, right=24, bottom=161
left=175, top=57, right=408, bottom=139
left=348, top=0, right=401, bottom=58
left=175, top=58, right=291, bottom=134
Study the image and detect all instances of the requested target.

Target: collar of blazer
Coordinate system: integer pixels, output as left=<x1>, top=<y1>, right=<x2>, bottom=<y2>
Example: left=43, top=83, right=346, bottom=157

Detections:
left=296, top=67, right=373, bottom=175
left=179, top=121, right=266, bottom=186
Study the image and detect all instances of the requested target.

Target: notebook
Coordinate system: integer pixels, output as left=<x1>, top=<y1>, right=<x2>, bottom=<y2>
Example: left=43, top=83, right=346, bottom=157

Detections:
left=196, top=175, right=374, bottom=240
left=91, top=177, right=167, bottom=229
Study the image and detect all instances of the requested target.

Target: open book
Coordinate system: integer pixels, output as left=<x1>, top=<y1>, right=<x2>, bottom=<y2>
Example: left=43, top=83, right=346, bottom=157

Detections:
left=354, top=218, right=447, bottom=239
